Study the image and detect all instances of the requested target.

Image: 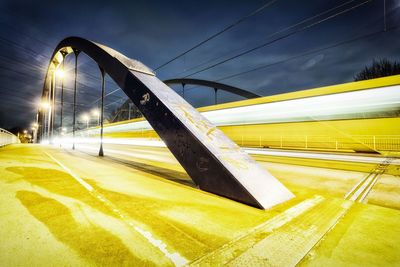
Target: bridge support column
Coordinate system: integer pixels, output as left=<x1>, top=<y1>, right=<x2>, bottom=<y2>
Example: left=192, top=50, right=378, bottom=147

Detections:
left=46, top=76, right=52, bottom=141
left=72, top=49, right=80, bottom=150
left=98, top=66, right=105, bottom=157
left=214, top=88, right=218, bottom=105
left=50, top=68, right=57, bottom=144
left=59, top=50, right=68, bottom=137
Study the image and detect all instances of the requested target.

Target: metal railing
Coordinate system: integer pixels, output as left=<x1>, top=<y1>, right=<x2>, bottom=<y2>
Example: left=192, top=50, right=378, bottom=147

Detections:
left=0, top=128, right=19, bottom=147
left=68, top=127, right=400, bottom=152
left=352, top=135, right=400, bottom=151
left=237, top=135, right=400, bottom=152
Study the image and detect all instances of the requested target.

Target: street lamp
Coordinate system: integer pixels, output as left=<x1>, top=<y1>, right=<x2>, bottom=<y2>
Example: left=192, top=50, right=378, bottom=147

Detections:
left=55, top=69, right=65, bottom=79
left=39, top=101, right=50, bottom=141
left=82, top=114, right=89, bottom=129
left=92, top=109, right=100, bottom=125
left=40, top=101, right=50, bottom=109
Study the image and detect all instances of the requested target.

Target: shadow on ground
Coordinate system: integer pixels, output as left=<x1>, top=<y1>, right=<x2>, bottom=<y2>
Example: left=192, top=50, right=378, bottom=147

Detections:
left=6, top=166, right=117, bottom=218
left=16, top=190, right=153, bottom=266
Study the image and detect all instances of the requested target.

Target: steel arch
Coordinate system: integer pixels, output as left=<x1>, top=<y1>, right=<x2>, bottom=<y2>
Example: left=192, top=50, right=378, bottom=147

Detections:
left=163, top=78, right=261, bottom=99
left=39, top=36, right=293, bottom=209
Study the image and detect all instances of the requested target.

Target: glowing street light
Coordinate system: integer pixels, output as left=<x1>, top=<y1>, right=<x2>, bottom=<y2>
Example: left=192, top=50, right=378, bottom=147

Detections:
left=82, top=114, right=89, bottom=129
left=60, top=127, right=67, bottom=136
left=55, top=69, right=65, bottom=79
left=92, top=109, right=100, bottom=125
left=40, top=101, right=50, bottom=109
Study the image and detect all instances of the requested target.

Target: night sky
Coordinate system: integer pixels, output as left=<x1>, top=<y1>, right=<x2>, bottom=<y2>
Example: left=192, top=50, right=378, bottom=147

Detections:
left=0, top=0, right=399, bottom=131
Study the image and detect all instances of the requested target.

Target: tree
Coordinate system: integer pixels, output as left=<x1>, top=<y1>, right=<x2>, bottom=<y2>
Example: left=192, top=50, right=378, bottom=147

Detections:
left=354, top=58, right=400, bottom=81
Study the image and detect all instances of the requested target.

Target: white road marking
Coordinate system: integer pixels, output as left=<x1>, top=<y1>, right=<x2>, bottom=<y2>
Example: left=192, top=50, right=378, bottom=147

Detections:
left=135, top=226, right=189, bottom=267
left=349, top=173, right=376, bottom=202
left=345, top=158, right=392, bottom=202
left=45, top=151, right=94, bottom=192
left=344, top=173, right=370, bottom=199
left=44, top=150, right=189, bottom=267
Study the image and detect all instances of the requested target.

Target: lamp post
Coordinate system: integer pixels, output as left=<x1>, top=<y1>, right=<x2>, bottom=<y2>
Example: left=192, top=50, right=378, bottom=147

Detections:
left=59, top=50, right=67, bottom=134
left=72, top=49, right=80, bottom=150
left=56, top=68, right=65, bottom=133
left=98, top=66, right=105, bottom=157
left=47, top=75, right=52, bottom=141
left=50, top=67, right=57, bottom=144
left=31, top=127, right=36, bottom=143
left=31, top=126, right=36, bottom=143
left=40, top=101, right=50, bottom=141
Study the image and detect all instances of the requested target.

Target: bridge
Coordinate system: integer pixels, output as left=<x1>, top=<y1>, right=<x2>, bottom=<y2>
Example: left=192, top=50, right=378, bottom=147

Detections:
left=1, top=38, right=400, bottom=266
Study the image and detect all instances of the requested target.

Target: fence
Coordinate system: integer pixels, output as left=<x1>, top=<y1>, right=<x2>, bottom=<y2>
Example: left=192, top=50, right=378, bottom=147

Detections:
left=0, top=128, right=19, bottom=147
left=236, top=135, right=400, bottom=152
left=79, top=125, right=400, bottom=152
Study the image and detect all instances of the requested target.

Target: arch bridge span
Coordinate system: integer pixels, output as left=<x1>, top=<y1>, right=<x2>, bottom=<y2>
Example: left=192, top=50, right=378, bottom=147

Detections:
left=163, top=78, right=261, bottom=104
left=39, top=36, right=293, bottom=210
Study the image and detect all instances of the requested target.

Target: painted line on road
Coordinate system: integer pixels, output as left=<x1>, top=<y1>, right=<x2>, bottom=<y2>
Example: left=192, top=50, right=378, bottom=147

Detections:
left=44, top=150, right=189, bottom=267
left=344, top=172, right=370, bottom=199
left=45, top=151, right=94, bottom=192
left=344, top=158, right=393, bottom=202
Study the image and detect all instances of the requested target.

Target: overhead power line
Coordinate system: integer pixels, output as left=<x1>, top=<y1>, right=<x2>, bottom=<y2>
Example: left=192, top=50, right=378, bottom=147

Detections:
left=181, top=26, right=399, bottom=95
left=104, top=96, right=129, bottom=108
left=183, top=0, right=372, bottom=78
left=173, top=0, right=358, bottom=77
left=0, top=32, right=117, bottom=88
left=217, top=27, right=399, bottom=82
left=154, top=0, right=278, bottom=71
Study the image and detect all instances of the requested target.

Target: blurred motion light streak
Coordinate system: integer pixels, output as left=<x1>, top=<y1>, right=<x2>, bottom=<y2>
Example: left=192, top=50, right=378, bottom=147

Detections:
left=80, top=85, right=400, bottom=136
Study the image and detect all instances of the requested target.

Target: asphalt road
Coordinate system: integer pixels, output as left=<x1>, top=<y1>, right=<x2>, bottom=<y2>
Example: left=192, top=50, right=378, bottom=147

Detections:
left=1, top=144, right=399, bottom=266
left=71, top=142, right=400, bottom=209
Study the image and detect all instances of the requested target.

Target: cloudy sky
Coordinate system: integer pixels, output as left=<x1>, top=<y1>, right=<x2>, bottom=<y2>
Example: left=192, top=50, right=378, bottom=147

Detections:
left=0, top=0, right=399, bottom=131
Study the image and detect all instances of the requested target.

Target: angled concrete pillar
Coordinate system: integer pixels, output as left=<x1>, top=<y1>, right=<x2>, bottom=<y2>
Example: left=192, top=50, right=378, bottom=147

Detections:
left=42, top=37, right=294, bottom=209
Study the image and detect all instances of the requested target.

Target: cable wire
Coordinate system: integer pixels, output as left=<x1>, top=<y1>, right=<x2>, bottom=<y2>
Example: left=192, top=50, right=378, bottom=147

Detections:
left=154, top=0, right=278, bottom=71
left=217, top=28, right=398, bottom=82
left=181, top=26, right=399, bottom=95
left=173, top=0, right=358, bottom=77
left=183, top=0, right=372, bottom=78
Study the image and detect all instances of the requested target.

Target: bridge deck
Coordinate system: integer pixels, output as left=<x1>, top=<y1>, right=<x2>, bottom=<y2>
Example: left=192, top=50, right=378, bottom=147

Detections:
left=0, top=144, right=399, bottom=266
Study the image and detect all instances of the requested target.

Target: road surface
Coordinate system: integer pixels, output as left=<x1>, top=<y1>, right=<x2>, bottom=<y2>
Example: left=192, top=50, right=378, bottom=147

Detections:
left=0, top=144, right=399, bottom=266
